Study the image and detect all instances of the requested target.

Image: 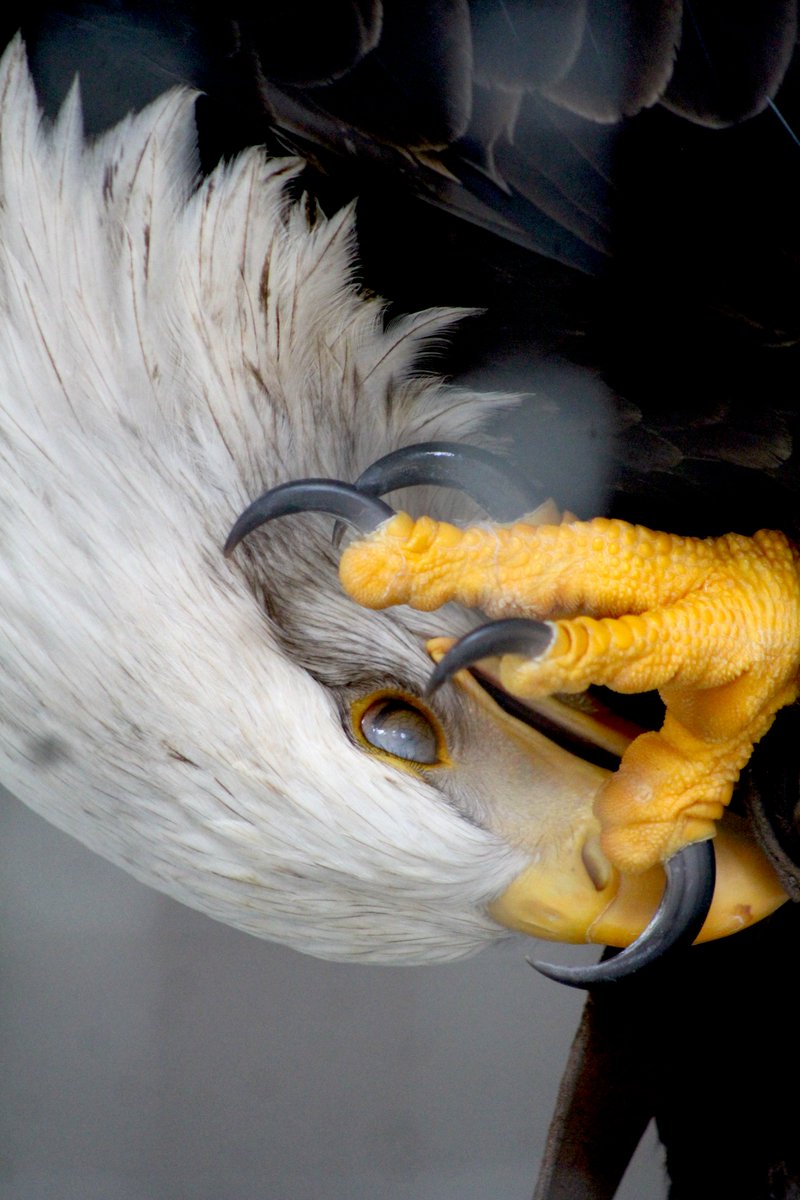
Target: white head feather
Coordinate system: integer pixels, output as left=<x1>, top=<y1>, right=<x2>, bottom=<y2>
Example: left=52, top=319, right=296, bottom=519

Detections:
left=0, top=37, right=530, bottom=963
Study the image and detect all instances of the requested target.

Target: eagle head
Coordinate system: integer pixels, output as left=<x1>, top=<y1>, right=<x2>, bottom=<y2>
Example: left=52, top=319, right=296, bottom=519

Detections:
left=0, top=37, right=782, bottom=966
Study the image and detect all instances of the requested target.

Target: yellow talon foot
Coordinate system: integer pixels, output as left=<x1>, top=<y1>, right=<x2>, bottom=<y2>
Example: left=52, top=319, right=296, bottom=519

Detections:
left=340, top=513, right=800, bottom=873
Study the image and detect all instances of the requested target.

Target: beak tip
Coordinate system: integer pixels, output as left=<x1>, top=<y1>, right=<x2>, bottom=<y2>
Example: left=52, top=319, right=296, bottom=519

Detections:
left=522, top=841, right=716, bottom=989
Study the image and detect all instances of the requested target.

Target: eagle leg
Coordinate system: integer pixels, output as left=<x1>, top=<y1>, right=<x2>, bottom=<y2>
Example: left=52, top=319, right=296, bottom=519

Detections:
left=338, top=513, right=800, bottom=875
left=225, top=471, right=788, bottom=979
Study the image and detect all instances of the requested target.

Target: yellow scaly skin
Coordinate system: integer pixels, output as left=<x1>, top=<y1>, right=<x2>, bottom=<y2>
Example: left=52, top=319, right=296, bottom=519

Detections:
left=339, top=513, right=800, bottom=874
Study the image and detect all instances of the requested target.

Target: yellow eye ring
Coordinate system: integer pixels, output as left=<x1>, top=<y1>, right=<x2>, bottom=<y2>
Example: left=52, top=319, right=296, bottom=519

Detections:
left=351, top=690, right=451, bottom=770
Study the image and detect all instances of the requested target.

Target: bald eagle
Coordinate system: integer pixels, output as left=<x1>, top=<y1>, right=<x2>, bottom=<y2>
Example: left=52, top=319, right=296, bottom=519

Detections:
left=0, top=36, right=526, bottom=965
left=3, top=6, right=800, bottom=1195
left=2, top=24, right=790, bottom=990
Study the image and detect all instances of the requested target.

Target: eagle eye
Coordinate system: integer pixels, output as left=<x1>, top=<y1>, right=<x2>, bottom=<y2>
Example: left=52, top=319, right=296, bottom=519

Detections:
left=352, top=692, right=448, bottom=768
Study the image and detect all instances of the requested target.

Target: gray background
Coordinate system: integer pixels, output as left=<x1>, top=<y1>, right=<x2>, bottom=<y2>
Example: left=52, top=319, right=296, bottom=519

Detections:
left=1, top=788, right=664, bottom=1199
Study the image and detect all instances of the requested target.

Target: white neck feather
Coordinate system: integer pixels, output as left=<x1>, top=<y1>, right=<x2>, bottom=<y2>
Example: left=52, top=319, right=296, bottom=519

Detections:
left=0, top=37, right=526, bottom=963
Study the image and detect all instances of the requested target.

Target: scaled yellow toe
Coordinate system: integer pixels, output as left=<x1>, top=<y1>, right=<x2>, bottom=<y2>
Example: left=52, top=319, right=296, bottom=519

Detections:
left=340, top=513, right=800, bottom=876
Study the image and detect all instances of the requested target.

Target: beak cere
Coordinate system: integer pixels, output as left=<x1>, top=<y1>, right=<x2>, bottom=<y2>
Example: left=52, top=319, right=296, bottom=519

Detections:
left=426, top=641, right=788, bottom=949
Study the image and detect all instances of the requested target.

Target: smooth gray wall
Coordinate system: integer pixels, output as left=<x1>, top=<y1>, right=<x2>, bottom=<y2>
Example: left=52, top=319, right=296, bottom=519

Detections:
left=1, top=789, right=665, bottom=1199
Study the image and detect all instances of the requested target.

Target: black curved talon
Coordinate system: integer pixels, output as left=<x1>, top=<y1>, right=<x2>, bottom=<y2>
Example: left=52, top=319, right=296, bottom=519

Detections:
left=426, top=618, right=556, bottom=696
left=531, top=840, right=717, bottom=988
left=428, top=623, right=717, bottom=986
left=224, top=479, right=394, bottom=556
left=353, top=442, right=541, bottom=520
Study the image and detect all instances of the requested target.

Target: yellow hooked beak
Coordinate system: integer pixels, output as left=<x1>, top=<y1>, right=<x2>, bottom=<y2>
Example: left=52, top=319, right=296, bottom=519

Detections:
left=427, top=639, right=786, bottom=948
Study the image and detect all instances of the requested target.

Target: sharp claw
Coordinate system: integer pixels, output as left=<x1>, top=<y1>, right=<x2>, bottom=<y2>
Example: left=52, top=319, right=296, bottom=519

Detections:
left=429, top=623, right=718, bottom=984
left=352, top=442, right=541, bottom=520
left=331, top=442, right=541, bottom=548
left=425, top=618, right=556, bottom=696
left=530, top=840, right=717, bottom=988
left=224, top=479, right=394, bottom=556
